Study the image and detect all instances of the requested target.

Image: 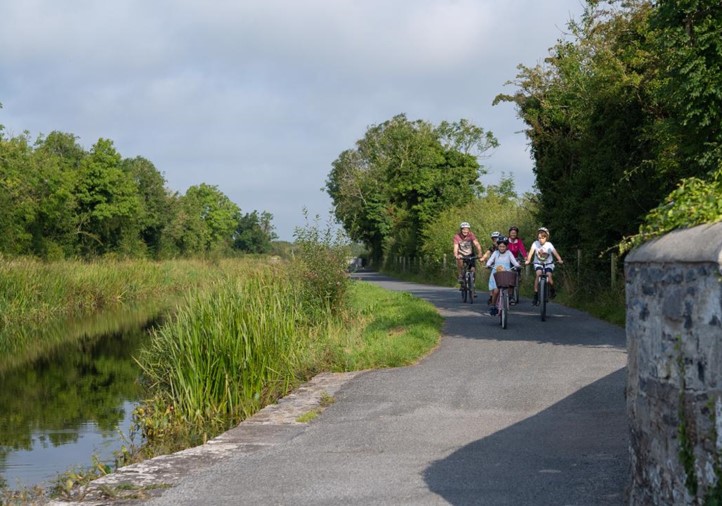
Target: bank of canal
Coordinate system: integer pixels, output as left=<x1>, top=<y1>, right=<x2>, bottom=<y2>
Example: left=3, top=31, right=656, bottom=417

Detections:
left=0, top=306, right=165, bottom=491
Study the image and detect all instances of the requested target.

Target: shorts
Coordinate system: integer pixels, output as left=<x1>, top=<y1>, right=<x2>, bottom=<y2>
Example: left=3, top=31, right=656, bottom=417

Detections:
left=534, top=264, right=554, bottom=273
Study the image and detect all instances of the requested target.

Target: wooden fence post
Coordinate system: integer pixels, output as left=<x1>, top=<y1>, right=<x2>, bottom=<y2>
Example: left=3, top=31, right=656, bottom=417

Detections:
left=577, top=249, right=582, bottom=279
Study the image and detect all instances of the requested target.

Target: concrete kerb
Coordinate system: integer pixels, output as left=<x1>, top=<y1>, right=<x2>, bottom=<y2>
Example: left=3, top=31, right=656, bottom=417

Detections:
left=48, top=371, right=365, bottom=505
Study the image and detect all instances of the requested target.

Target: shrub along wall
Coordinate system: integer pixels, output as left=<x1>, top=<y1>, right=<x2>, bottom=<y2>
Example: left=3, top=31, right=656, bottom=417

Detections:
left=625, top=222, right=722, bottom=504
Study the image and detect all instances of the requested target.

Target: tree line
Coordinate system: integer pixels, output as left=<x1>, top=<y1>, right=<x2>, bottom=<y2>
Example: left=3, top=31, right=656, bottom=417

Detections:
left=495, top=0, right=722, bottom=259
left=0, top=122, right=276, bottom=260
left=327, top=0, right=722, bottom=283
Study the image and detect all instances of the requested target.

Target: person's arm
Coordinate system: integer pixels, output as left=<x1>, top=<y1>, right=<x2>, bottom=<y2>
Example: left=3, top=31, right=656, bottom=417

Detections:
left=453, top=242, right=460, bottom=259
left=486, top=251, right=497, bottom=268
left=553, top=246, right=563, bottom=264
left=473, top=239, right=483, bottom=258
left=525, top=245, right=535, bottom=265
left=519, top=240, right=528, bottom=259
left=510, top=252, right=520, bottom=268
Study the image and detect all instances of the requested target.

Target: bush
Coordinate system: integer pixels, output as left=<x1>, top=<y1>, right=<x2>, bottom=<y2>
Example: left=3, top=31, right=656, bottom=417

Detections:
left=292, top=212, right=350, bottom=317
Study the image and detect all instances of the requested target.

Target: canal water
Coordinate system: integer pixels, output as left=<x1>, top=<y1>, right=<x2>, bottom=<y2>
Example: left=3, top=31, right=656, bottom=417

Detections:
left=0, top=306, right=165, bottom=491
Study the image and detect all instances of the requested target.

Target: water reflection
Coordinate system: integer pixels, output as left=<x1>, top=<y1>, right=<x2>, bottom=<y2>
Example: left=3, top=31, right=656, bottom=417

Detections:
left=0, top=305, right=166, bottom=490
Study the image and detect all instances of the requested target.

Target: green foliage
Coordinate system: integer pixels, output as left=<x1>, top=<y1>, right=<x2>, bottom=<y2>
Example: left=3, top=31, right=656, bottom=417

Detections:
left=234, top=210, right=277, bottom=253
left=75, top=139, right=144, bottom=256
left=324, top=284, right=442, bottom=370
left=136, top=264, right=308, bottom=445
left=620, top=163, right=722, bottom=252
left=0, top=126, right=276, bottom=260
left=650, top=0, right=722, bottom=175
left=134, top=274, right=441, bottom=454
left=0, top=258, right=252, bottom=371
left=292, top=211, right=350, bottom=316
left=420, top=190, right=537, bottom=262
left=494, top=0, right=722, bottom=277
left=325, top=114, right=496, bottom=261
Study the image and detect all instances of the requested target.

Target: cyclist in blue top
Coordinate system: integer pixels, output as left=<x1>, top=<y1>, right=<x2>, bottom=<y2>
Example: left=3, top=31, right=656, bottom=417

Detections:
left=486, top=236, right=520, bottom=315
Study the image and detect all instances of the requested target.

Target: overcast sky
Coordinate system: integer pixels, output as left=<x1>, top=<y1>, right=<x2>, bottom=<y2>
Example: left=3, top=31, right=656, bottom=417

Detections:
left=0, top=0, right=584, bottom=241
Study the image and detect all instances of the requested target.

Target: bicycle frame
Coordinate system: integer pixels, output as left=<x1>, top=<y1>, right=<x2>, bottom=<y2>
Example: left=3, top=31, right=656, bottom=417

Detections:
left=497, top=285, right=510, bottom=329
left=460, top=256, right=477, bottom=304
left=538, top=269, right=550, bottom=321
left=493, top=268, right=518, bottom=329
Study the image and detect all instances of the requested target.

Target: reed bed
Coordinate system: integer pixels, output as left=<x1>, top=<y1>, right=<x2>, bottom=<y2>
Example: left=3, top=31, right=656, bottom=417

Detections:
left=132, top=268, right=442, bottom=456
left=0, top=257, right=267, bottom=368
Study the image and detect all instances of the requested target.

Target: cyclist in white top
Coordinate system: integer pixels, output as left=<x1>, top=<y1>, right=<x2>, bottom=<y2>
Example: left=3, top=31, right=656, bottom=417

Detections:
left=525, top=227, right=564, bottom=306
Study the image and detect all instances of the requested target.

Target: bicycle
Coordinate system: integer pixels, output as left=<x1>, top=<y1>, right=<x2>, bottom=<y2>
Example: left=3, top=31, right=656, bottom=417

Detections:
left=459, top=255, right=477, bottom=304
left=493, top=267, right=520, bottom=329
left=535, top=264, right=557, bottom=322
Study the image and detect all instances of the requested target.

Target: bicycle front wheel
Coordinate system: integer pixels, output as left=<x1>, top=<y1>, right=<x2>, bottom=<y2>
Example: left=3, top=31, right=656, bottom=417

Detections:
left=468, top=271, right=475, bottom=304
left=539, top=277, right=547, bottom=322
left=501, top=290, right=508, bottom=329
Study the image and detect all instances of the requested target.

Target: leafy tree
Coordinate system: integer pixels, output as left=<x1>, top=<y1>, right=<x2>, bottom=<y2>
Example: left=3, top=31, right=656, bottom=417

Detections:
left=495, top=1, right=678, bottom=265
left=122, top=156, right=173, bottom=257
left=74, top=139, right=143, bottom=256
left=164, top=184, right=240, bottom=255
left=234, top=210, right=277, bottom=253
left=326, top=114, right=496, bottom=261
left=648, top=0, right=722, bottom=175
left=0, top=132, right=36, bottom=254
left=30, top=132, right=85, bottom=258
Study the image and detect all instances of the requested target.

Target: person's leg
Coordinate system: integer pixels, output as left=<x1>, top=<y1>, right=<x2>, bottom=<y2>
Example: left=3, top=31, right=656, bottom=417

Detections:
left=456, top=258, right=463, bottom=280
left=533, top=268, right=541, bottom=304
left=490, top=288, right=499, bottom=314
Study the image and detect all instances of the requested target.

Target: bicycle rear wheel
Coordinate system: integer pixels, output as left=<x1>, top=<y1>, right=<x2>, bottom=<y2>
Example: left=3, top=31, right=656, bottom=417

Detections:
left=539, top=277, right=547, bottom=321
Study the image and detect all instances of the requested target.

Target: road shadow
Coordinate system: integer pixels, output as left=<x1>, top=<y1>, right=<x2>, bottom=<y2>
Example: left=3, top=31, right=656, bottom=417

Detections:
left=352, top=271, right=627, bottom=351
left=423, top=368, right=629, bottom=505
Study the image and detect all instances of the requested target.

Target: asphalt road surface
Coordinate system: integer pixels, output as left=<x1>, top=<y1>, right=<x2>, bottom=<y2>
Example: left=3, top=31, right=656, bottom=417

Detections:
left=148, top=272, right=629, bottom=505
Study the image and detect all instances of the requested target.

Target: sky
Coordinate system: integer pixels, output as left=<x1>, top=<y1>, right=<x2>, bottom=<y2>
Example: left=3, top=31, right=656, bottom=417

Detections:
left=0, top=0, right=585, bottom=241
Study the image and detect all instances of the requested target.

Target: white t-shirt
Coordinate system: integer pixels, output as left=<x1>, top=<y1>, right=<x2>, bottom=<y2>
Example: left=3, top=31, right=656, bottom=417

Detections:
left=531, top=240, right=556, bottom=265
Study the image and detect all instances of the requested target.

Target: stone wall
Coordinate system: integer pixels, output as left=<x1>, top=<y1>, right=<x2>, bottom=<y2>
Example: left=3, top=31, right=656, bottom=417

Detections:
left=625, top=222, right=722, bottom=504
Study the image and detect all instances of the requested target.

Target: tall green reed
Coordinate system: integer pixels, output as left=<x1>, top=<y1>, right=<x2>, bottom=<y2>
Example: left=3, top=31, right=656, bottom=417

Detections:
left=136, top=265, right=311, bottom=444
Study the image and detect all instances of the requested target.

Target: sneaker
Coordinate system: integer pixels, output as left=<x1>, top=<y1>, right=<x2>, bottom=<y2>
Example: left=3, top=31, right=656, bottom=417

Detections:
left=532, top=293, right=539, bottom=306
left=489, top=306, right=498, bottom=316
left=550, top=286, right=557, bottom=299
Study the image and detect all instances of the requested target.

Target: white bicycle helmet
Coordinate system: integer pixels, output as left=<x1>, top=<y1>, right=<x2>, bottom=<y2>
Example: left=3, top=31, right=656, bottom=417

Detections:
left=491, top=231, right=501, bottom=239
left=460, top=222, right=471, bottom=229
left=537, top=227, right=550, bottom=237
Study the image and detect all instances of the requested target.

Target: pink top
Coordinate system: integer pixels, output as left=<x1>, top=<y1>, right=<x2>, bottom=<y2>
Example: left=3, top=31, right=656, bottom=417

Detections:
left=507, top=237, right=527, bottom=259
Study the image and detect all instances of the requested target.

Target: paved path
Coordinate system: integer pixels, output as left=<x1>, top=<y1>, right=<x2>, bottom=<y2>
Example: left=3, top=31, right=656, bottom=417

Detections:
left=145, top=272, right=629, bottom=505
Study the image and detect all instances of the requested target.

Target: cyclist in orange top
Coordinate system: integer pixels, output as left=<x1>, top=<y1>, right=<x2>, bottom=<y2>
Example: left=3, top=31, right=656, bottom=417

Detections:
left=453, top=222, right=483, bottom=283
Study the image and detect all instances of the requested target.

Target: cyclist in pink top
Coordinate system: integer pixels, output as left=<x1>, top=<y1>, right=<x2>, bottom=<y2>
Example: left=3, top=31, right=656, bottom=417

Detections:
left=507, top=226, right=528, bottom=262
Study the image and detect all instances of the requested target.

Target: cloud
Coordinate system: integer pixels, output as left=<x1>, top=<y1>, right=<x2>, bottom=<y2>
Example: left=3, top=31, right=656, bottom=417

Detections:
left=0, top=0, right=584, bottom=240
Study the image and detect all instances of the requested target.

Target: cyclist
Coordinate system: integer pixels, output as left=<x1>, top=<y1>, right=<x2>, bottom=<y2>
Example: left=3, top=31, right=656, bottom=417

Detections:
left=525, top=227, right=564, bottom=306
left=507, top=226, right=528, bottom=305
left=453, top=222, right=483, bottom=283
left=481, top=231, right=502, bottom=303
left=507, top=226, right=527, bottom=262
left=480, top=231, right=501, bottom=263
left=486, top=236, right=520, bottom=315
